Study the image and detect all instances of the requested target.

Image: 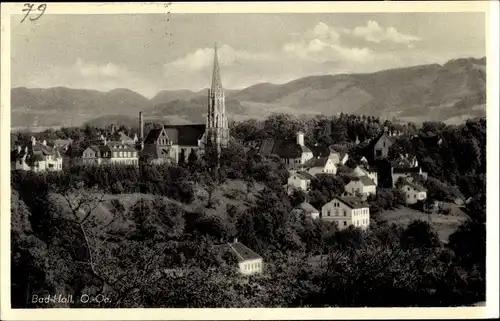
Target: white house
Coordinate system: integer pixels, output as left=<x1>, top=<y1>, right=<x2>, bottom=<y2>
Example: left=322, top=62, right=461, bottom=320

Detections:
left=11, top=137, right=63, bottom=172
left=287, top=171, right=314, bottom=192
left=321, top=196, right=370, bottom=230
left=293, top=202, right=320, bottom=219
left=353, top=165, right=378, bottom=186
left=344, top=176, right=377, bottom=197
left=214, top=239, right=263, bottom=275
left=400, top=180, right=428, bottom=205
left=82, top=138, right=139, bottom=166
left=392, top=166, right=427, bottom=187
left=301, top=156, right=337, bottom=176
left=328, top=149, right=349, bottom=165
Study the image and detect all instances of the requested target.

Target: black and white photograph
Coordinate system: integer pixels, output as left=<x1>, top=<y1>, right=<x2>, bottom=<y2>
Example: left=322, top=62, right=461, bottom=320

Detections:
left=1, top=1, right=498, bottom=320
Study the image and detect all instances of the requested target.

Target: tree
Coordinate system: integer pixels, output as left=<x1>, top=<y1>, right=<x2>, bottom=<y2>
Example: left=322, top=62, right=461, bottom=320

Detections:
left=399, top=220, right=440, bottom=250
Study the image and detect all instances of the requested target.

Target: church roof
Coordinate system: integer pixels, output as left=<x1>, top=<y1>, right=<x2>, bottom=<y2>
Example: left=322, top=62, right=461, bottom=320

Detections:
left=211, top=44, right=224, bottom=95
left=143, top=124, right=206, bottom=147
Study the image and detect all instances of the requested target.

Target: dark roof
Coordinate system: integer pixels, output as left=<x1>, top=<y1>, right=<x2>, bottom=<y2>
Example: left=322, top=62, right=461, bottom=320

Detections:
left=166, top=124, right=206, bottom=146
left=401, top=179, right=427, bottom=192
left=335, top=196, right=369, bottom=209
left=214, top=242, right=262, bottom=262
left=258, top=138, right=312, bottom=159
left=294, top=171, right=315, bottom=180
left=303, top=156, right=329, bottom=168
left=12, top=141, right=61, bottom=161
left=106, top=141, right=137, bottom=152
left=144, top=124, right=206, bottom=146
left=391, top=157, right=412, bottom=167
left=393, top=166, right=421, bottom=174
left=372, top=131, right=397, bottom=148
left=144, top=128, right=163, bottom=144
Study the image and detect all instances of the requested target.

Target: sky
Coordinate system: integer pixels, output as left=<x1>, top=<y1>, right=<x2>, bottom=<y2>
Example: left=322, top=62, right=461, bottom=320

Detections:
left=11, top=12, right=485, bottom=98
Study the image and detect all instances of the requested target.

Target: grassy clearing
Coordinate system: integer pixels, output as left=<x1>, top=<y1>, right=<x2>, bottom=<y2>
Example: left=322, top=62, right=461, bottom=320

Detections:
left=380, top=207, right=468, bottom=243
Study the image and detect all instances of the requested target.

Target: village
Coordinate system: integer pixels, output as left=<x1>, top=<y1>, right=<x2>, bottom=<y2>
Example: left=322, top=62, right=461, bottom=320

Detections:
left=10, top=46, right=463, bottom=277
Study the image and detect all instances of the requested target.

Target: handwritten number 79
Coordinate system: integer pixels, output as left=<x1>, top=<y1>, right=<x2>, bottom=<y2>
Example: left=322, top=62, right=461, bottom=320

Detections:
left=21, top=3, right=47, bottom=23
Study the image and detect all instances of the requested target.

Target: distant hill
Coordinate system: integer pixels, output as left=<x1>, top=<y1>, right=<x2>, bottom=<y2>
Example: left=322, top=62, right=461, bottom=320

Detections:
left=11, top=57, right=486, bottom=128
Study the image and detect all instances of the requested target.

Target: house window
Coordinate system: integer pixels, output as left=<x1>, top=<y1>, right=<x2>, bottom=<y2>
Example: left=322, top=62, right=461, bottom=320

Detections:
left=343, top=221, right=347, bottom=226
left=343, top=211, right=347, bottom=217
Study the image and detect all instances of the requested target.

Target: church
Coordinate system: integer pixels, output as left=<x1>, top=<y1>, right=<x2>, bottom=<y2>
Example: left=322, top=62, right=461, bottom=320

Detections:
left=140, top=44, right=230, bottom=164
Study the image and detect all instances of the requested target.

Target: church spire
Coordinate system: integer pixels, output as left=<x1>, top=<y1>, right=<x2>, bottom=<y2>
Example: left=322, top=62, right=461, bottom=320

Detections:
left=211, top=43, right=223, bottom=95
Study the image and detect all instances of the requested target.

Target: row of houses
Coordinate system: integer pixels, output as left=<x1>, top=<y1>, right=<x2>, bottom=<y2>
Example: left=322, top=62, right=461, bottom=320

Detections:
left=292, top=195, right=371, bottom=230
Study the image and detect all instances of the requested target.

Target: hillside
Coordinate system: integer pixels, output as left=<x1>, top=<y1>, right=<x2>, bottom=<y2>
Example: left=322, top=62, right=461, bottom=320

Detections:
left=11, top=57, right=486, bottom=128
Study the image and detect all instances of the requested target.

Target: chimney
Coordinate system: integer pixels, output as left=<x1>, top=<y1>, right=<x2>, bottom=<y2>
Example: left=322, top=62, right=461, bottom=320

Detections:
left=296, top=132, right=304, bottom=146
left=42, top=140, right=47, bottom=146
left=139, top=111, right=144, bottom=140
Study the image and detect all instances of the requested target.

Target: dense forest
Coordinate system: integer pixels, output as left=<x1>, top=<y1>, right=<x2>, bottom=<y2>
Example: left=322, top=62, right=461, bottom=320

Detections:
left=11, top=113, right=486, bottom=308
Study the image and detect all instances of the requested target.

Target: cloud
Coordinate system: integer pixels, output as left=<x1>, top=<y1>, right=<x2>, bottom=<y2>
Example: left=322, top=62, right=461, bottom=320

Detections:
left=282, top=22, right=373, bottom=63
left=165, top=45, right=273, bottom=73
left=352, top=20, right=422, bottom=48
left=75, top=59, right=131, bottom=78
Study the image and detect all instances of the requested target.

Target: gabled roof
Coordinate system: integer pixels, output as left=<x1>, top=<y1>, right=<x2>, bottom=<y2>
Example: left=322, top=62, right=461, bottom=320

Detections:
left=392, top=157, right=412, bottom=167
left=294, top=202, right=319, bottom=214
left=303, top=156, right=330, bottom=168
left=293, top=171, right=315, bottom=180
left=106, top=141, right=137, bottom=153
left=144, top=125, right=206, bottom=147
left=258, top=138, right=312, bottom=159
left=143, top=128, right=163, bottom=144
left=373, top=131, right=397, bottom=148
left=214, top=241, right=262, bottom=262
left=166, top=124, right=206, bottom=146
left=402, top=180, right=427, bottom=192
left=119, top=132, right=134, bottom=142
left=358, top=175, right=376, bottom=186
left=334, top=196, right=369, bottom=209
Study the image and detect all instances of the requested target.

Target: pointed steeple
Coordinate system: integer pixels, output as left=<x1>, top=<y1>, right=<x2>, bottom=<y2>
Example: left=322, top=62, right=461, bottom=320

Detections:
left=211, top=43, right=223, bottom=95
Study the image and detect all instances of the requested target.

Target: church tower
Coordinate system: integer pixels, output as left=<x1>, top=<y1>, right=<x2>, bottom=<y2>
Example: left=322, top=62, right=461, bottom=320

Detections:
left=205, top=43, right=229, bottom=153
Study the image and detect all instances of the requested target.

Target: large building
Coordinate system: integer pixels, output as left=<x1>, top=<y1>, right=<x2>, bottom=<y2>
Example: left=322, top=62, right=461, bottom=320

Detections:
left=321, top=196, right=370, bottom=230
left=141, top=44, right=229, bottom=164
left=82, top=138, right=139, bottom=166
left=11, top=137, right=63, bottom=172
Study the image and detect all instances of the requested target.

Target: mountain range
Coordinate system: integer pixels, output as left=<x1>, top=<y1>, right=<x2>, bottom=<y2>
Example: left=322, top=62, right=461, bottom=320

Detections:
left=11, top=57, right=486, bottom=130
